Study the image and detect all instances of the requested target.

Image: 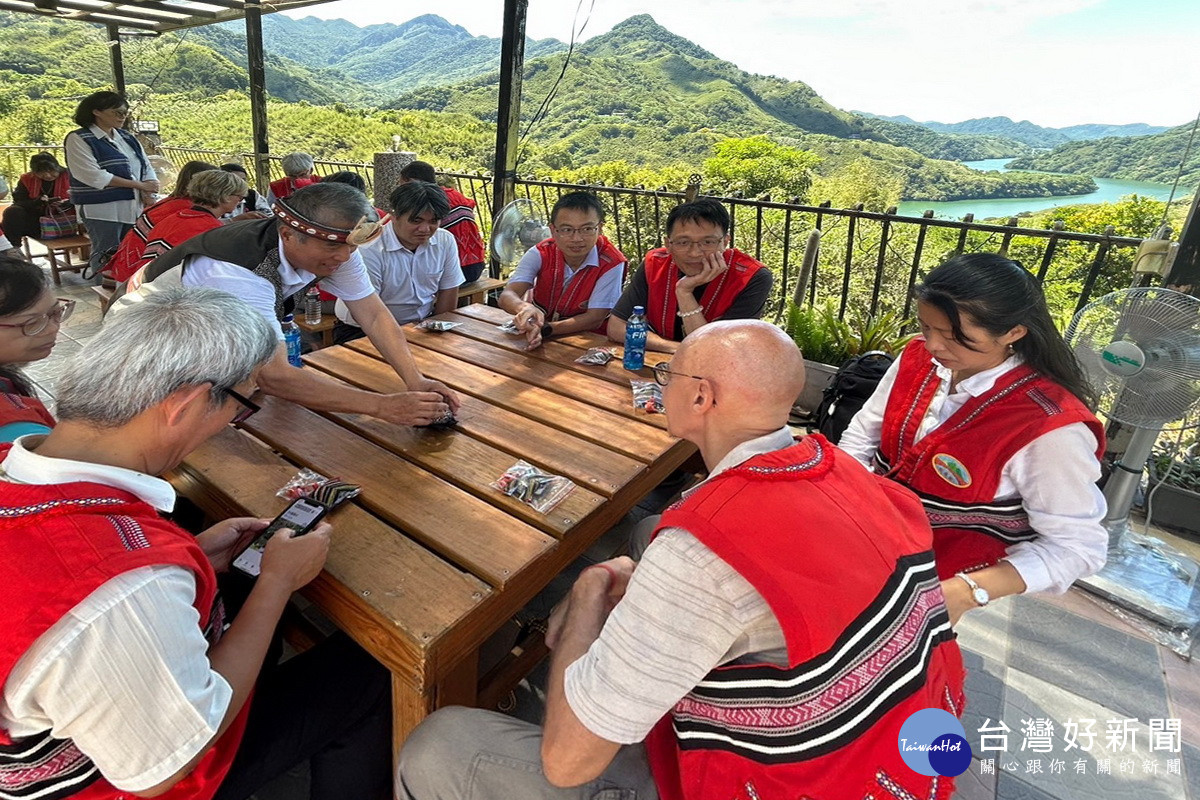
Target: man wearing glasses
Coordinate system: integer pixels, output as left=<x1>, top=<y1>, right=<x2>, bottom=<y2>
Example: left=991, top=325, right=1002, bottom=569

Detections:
left=499, top=192, right=627, bottom=349
left=0, top=287, right=391, bottom=800
left=607, top=198, right=772, bottom=353
left=110, top=182, right=459, bottom=427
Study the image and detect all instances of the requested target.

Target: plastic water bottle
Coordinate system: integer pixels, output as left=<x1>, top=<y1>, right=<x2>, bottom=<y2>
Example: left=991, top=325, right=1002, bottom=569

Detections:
left=623, top=305, right=647, bottom=371
left=304, top=285, right=322, bottom=325
left=282, top=314, right=303, bottom=367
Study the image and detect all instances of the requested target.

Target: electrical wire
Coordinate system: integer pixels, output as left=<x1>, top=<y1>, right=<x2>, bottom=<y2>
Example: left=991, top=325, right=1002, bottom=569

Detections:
left=514, top=0, right=597, bottom=170
left=128, top=26, right=194, bottom=119
left=1158, top=104, right=1200, bottom=230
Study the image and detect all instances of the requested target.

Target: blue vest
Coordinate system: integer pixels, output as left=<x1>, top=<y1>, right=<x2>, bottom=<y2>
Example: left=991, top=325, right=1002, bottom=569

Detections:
left=66, top=127, right=150, bottom=206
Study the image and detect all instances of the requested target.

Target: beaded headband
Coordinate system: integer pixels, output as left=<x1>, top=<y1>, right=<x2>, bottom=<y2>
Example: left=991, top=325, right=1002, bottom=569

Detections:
left=272, top=198, right=390, bottom=246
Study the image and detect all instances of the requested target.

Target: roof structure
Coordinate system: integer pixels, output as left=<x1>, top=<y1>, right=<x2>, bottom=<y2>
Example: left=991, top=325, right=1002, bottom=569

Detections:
left=0, top=0, right=336, bottom=34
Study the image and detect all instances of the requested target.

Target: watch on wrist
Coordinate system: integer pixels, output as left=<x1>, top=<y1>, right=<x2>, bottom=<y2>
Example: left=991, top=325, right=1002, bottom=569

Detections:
left=955, top=571, right=990, bottom=607
left=540, top=323, right=554, bottom=338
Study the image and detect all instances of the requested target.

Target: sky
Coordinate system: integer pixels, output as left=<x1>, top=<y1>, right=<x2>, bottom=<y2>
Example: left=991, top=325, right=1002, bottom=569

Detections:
left=282, top=0, right=1199, bottom=129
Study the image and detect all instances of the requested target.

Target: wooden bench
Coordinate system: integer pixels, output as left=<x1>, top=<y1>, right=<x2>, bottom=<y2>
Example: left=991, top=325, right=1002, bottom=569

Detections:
left=457, top=277, right=505, bottom=307
left=24, top=234, right=91, bottom=285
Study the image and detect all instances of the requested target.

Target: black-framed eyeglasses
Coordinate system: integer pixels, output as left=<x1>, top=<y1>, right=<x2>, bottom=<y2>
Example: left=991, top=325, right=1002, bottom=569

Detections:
left=0, top=298, right=74, bottom=336
left=652, top=361, right=706, bottom=387
left=552, top=224, right=600, bottom=238
left=221, top=387, right=261, bottom=425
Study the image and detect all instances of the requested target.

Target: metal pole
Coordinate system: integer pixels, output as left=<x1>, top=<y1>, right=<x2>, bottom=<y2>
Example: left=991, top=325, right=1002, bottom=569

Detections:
left=244, top=0, right=271, bottom=199
left=107, top=24, right=126, bottom=96
left=490, top=0, right=528, bottom=276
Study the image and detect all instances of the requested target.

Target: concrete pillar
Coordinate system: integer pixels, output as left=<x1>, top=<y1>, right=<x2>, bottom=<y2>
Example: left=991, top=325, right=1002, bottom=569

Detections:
left=373, top=151, right=417, bottom=212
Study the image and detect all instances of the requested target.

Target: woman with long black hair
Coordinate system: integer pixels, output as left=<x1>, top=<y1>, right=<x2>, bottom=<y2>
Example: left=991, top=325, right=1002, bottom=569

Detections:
left=839, top=252, right=1107, bottom=624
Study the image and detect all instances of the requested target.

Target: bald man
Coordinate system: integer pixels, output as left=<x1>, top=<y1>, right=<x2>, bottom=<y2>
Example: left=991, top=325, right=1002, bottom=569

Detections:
left=396, top=321, right=966, bottom=800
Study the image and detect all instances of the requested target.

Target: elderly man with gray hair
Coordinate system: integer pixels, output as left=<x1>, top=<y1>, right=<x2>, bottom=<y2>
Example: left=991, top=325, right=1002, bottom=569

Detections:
left=111, top=181, right=459, bottom=427
left=268, top=151, right=318, bottom=203
left=0, top=286, right=391, bottom=800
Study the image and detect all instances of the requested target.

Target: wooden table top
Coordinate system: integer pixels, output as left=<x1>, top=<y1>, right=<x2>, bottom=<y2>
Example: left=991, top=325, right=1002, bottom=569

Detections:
left=173, top=305, right=694, bottom=701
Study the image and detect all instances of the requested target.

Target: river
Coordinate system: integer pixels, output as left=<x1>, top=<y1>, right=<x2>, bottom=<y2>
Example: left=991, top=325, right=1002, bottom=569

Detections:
left=895, top=158, right=1178, bottom=220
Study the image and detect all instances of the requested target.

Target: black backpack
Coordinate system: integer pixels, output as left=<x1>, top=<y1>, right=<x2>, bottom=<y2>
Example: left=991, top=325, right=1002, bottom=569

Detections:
left=815, top=351, right=895, bottom=443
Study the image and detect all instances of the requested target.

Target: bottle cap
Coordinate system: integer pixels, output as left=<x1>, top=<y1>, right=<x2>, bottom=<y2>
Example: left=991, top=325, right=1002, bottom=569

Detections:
left=633, top=305, right=645, bottom=314
left=283, top=313, right=294, bottom=322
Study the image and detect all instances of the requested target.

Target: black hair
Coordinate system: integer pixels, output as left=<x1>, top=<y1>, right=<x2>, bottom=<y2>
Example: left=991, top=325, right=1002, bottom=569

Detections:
left=550, top=191, right=606, bottom=225
left=168, top=160, right=218, bottom=199
left=916, top=252, right=1096, bottom=408
left=389, top=180, right=449, bottom=221
left=219, top=163, right=247, bottom=174
left=29, top=152, right=60, bottom=173
left=73, top=91, right=128, bottom=128
left=285, top=182, right=373, bottom=230
left=666, top=198, right=730, bottom=236
left=400, top=160, right=438, bottom=183
left=322, top=171, right=368, bottom=194
left=0, top=256, right=51, bottom=395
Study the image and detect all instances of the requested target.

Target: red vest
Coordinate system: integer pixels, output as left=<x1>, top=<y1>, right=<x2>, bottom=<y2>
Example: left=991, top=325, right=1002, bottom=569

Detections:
left=530, top=236, right=626, bottom=330
left=269, top=176, right=318, bottom=201
left=442, top=187, right=486, bottom=267
left=0, top=386, right=55, bottom=436
left=876, top=339, right=1105, bottom=579
left=645, top=436, right=965, bottom=800
left=19, top=171, right=72, bottom=204
left=109, top=207, right=222, bottom=282
left=642, top=248, right=764, bottom=340
left=0, top=464, right=249, bottom=800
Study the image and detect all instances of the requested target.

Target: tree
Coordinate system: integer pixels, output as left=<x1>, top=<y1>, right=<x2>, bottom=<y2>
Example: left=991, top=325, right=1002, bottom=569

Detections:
left=809, top=157, right=904, bottom=211
left=702, top=136, right=820, bottom=198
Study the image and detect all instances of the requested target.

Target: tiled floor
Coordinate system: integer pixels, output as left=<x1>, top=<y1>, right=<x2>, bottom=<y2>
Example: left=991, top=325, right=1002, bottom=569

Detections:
left=18, top=256, right=1200, bottom=799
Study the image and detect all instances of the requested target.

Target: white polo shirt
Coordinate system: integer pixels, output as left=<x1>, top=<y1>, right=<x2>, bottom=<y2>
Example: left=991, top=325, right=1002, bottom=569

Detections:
left=336, top=226, right=464, bottom=327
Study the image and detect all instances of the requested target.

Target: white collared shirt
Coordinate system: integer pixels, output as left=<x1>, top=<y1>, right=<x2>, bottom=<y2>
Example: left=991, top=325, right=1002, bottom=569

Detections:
left=0, top=436, right=233, bottom=792
left=182, top=234, right=374, bottom=338
left=511, top=242, right=624, bottom=310
left=64, top=124, right=157, bottom=224
left=336, top=226, right=463, bottom=327
left=838, top=349, right=1107, bottom=594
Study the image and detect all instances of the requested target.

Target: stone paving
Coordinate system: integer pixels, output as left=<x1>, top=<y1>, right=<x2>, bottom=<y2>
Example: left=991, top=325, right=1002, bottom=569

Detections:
left=21, top=257, right=1200, bottom=800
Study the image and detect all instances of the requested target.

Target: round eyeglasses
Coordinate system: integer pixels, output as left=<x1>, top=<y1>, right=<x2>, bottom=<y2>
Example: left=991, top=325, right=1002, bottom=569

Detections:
left=0, top=298, right=74, bottom=336
left=652, top=361, right=706, bottom=387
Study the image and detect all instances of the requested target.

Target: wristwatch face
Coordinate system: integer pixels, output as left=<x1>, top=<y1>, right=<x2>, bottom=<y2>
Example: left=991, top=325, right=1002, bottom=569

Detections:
left=972, top=587, right=990, bottom=606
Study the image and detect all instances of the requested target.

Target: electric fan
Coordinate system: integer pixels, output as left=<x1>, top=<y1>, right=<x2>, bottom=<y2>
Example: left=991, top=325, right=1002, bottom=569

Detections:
left=489, top=198, right=550, bottom=270
left=1064, top=287, right=1200, bottom=629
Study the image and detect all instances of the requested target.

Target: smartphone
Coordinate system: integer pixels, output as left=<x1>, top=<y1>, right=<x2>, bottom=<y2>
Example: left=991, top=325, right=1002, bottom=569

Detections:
left=232, top=497, right=328, bottom=577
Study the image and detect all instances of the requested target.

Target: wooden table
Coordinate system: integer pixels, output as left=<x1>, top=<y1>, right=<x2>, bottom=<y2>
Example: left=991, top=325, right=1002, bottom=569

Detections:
left=172, top=304, right=694, bottom=753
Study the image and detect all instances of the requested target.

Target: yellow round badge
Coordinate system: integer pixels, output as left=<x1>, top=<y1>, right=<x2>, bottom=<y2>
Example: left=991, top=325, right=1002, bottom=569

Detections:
left=931, top=453, right=971, bottom=488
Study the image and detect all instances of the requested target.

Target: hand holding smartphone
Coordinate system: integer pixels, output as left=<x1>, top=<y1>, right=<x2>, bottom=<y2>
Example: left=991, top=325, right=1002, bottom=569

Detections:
left=233, top=497, right=328, bottom=576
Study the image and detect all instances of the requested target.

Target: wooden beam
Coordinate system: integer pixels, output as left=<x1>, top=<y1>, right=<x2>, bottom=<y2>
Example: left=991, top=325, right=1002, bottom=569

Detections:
left=490, top=0, right=528, bottom=277
left=113, top=1, right=211, bottom=18
left=107, top=23, right=125, bottom=94
left=244, top=0, right=271, bottom=197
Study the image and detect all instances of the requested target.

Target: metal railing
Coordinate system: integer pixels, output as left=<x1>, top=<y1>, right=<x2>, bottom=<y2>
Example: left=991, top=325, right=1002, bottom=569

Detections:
left=4, top=143, right=1152, bottom=321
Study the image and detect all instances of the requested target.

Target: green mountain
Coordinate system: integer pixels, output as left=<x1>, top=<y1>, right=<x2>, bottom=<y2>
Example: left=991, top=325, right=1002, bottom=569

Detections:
left=208, top=13, right=567, bottom=95
left=0, top=10, right=364, bottom=104
left=860, top=112, right=1171, bottom=149
left=1006, top=121, right=1200, bottom=186
left=390, top=15, right=1093, bottom=202
left=852, top=115, right=1031, bottom=161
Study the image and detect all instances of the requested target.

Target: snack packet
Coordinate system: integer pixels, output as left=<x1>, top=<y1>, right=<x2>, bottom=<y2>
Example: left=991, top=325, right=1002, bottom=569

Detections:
left=491, top=460, right=575, bottom=513
left=631, top=380, right=664, bottom=414
left=574, top=347, right=618, bottom=366
left=417, top=320, right=461, bottom=332
left=277, top=469, right=362, bottom=508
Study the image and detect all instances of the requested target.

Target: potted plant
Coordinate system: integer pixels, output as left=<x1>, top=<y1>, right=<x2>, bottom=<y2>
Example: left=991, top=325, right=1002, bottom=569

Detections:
left=1144, top=443, right=1200, bottom=539
left=784, top=298, right=914, bottom=416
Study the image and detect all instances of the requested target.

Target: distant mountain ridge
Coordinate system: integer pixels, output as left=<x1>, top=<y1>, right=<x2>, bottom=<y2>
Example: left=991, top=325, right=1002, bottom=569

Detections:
left=1007, top=120, right=1200, bottom=187
left=857, top=112, right=1171, bottom=149
left=208, top=13, right=567, bottom=95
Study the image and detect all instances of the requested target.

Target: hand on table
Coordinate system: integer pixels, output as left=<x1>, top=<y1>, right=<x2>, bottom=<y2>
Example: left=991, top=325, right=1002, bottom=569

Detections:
left=197, top=516, right=268, bottom=572
left=676, top=251, right=728, bottom=294
left=375, top=390, right=451, bottom=426
left=409, top=376, right=461, bottom=413
left=259, top=521, right=331, bottom=592
left=514, top=303, right=546, bottom=349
